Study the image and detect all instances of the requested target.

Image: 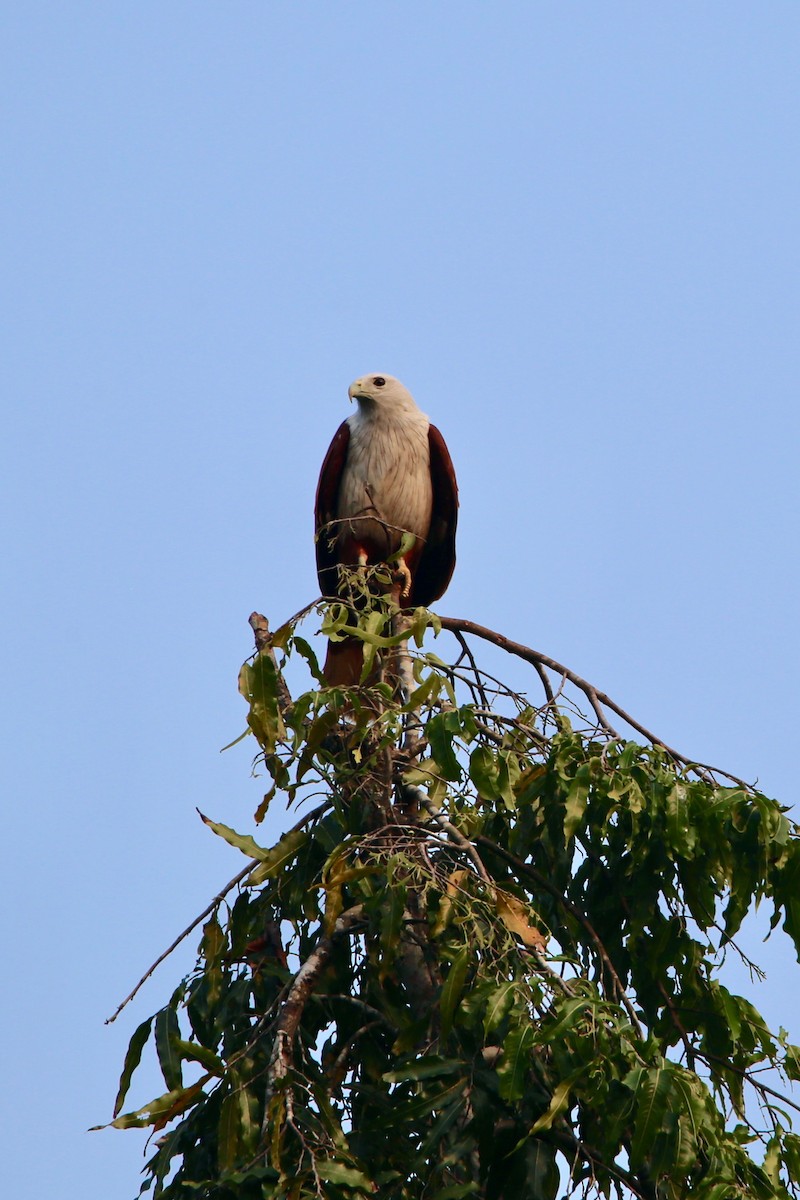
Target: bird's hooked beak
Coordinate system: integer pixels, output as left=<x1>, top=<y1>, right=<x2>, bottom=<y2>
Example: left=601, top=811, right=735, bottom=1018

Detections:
left=348, top=378, right=364, bottom=403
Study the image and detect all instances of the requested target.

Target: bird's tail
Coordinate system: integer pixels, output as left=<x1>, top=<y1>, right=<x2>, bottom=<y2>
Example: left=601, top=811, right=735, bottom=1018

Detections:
left=322, top=636, right=366, bottom=687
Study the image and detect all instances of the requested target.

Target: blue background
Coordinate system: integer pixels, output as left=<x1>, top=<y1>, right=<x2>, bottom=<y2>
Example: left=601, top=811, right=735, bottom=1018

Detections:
left=3, top=4, right=798, bottom=1194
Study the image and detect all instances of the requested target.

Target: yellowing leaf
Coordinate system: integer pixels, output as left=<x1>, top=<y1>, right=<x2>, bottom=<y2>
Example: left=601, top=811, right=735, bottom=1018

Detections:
left=108, top=1078, right=209, bottom=1130
left=529, top=1078, right=574, bottom=1134
left=247, top=828, right=309, bottom=885
left=494, top=888, right=547, bottom=949
left=199, top=812, right=271, bottom=861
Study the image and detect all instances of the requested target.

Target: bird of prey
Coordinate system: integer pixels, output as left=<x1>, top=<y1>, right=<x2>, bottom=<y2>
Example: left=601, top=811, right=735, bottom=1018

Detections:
left=315, top=373, right=458, bottom=684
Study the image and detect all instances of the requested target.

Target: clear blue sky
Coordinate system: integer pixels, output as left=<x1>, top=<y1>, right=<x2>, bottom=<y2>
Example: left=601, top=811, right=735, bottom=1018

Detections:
left=3, top=4, right=799, bottom=1194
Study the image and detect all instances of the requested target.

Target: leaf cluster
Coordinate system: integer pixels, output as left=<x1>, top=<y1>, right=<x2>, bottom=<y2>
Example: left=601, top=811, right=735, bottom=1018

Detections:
left=107, top=600, right=800, bottom=1200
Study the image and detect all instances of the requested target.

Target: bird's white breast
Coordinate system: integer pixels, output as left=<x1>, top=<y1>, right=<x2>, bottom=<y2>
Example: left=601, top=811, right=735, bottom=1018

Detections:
left=339, top=405, right=433, bottom=551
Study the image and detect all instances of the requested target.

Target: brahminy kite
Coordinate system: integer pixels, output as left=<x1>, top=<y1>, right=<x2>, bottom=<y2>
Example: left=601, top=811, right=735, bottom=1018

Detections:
left=315, top=373, right=458, bottom=684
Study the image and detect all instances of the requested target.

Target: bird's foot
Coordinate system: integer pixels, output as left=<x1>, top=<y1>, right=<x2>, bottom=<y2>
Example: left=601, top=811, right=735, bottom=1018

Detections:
left=395, top=558, right=412, bottom=599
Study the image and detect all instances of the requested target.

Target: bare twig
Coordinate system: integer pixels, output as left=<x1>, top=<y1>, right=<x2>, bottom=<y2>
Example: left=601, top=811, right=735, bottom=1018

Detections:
left=532, top=658, right=555, bottom=706
left=530, top=949, right=577, bottom=997
left=439, top=615, right=752, bottom=787
left=449, top=627, right=492, bottom=711
left=106, top=799, right=331, bottom=1024
left=327, top=1021, right=383, bottom=1093
left=472, top=708, right=549, bottom=750
left=701, top=1051, right=800, bottom=1119
left=409, top=786, right=493, bottom=885
left=105, top=863, right=254, bottom=1025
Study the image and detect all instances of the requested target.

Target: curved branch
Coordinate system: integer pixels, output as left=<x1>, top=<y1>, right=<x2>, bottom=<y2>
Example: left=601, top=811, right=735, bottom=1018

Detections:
left=701, top=1050, right=800, bottom=1119
left=439, top=615, right=751, bottom=788
left=438, top=616, right=664, bottom=747
left=105, top=862, right=254, bottom=1025
left=658, top=979, right=696, bottom=1070
left=448, top=627, right=493, bottom=710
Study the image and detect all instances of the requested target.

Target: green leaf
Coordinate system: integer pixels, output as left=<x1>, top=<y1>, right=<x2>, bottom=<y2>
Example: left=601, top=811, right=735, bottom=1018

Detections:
left=563, top=768, right=589, bottom=841
left=763, top=1135, right=781, bottom=1187
left=523, top=1140, right=560, bottom=1200
left=113, top=1016, right=153, bottom=1117
left=420, top=1085, right=469, bottom=1153
left=201, top=913, right=225, bottom=963
left=336, top=617, right=402, bottom=650
left=426, top=713, right=462, bottom=782
left=440, top=947, right=470, bottom=1039
left=297, top=708, right=341, bottom=780
left=315, top=1160, right=375, bottom=1189
left=379, top=880, right=407, bottom=962
left=537, top=996, right=587, bottom=1044
left=405, top=669, right=441, bottom=709
left=217, top=1088, right=242, bottom=1173
left=670, top=1078, right=700, bottom=1174
left=496, top=1023, right=535, bottom=1101
left=483, top=981, right=517, bottom=1037
left=630, top=1067, right=673, bottom=1169
left=784, top=1043, right=800, bottom=1082
left=665, top=781, right=697, bottom=857
left=718, top=985, right=743, bottom=1042
left=783, top=1133, right=800, bottom=1182
left=384, top=1058, right=465, bottom=1083
left=238, top=653, right=285, bottom=752
left=392, top=1079, right=467, bottom=1121
left=269, top=621, right=292, bottom=651
left=408, top=606, right=439, bottom=647
left=216, top=1083, right=258, bottom=1174
left=155, top=1006, right=183, bottom=1092
left=173, top=1039, right=225, bottom=1076
left=292, top=635, right=323, bottom=681
left=773, top=845, right=800, bottom=962
left=219, top=728, right=250, bottom=753
left=470, top=745, right=499, bottom=801
left=254, top=783, right=277, bottom=824
left=496, top=751, right=521, bottom=810
left=529, top=1077, right=574, bottom=1134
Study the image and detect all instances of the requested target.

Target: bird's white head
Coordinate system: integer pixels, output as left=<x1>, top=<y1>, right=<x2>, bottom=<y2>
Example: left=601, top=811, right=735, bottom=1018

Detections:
left=347, top=373, right=419, bottom=414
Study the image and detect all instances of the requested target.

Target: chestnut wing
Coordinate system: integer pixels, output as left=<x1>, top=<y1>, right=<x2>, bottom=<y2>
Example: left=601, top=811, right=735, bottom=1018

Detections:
left=314, top=420, right=350, bottom=597
left=411, top=424, right=458, bottom=606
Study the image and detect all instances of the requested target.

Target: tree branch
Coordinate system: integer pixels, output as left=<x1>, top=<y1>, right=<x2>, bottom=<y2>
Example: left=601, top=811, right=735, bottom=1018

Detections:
left=105, top=864, right=254, bottom=1025
left=263, top=905, right=365, bottom=1122
left=439, top=615, right=751, bottom=787
left=541, top=1127, right=655, bottom=1200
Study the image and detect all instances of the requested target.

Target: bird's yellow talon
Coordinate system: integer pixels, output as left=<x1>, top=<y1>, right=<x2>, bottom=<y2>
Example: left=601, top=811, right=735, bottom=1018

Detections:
left=396, top=559, right=412, bottom=599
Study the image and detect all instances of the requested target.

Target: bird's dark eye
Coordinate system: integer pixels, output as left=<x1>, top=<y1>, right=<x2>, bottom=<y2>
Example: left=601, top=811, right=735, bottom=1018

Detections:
left=373, top=376, right=386, bottom=387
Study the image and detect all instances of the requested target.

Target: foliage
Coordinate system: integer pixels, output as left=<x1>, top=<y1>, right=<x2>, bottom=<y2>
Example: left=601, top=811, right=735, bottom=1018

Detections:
left=105, top=594, right=800, bottom=1199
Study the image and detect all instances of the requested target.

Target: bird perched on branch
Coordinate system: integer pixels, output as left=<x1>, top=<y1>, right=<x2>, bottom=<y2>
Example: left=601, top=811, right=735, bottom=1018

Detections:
left=315, top=373, right=458, bottom=685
